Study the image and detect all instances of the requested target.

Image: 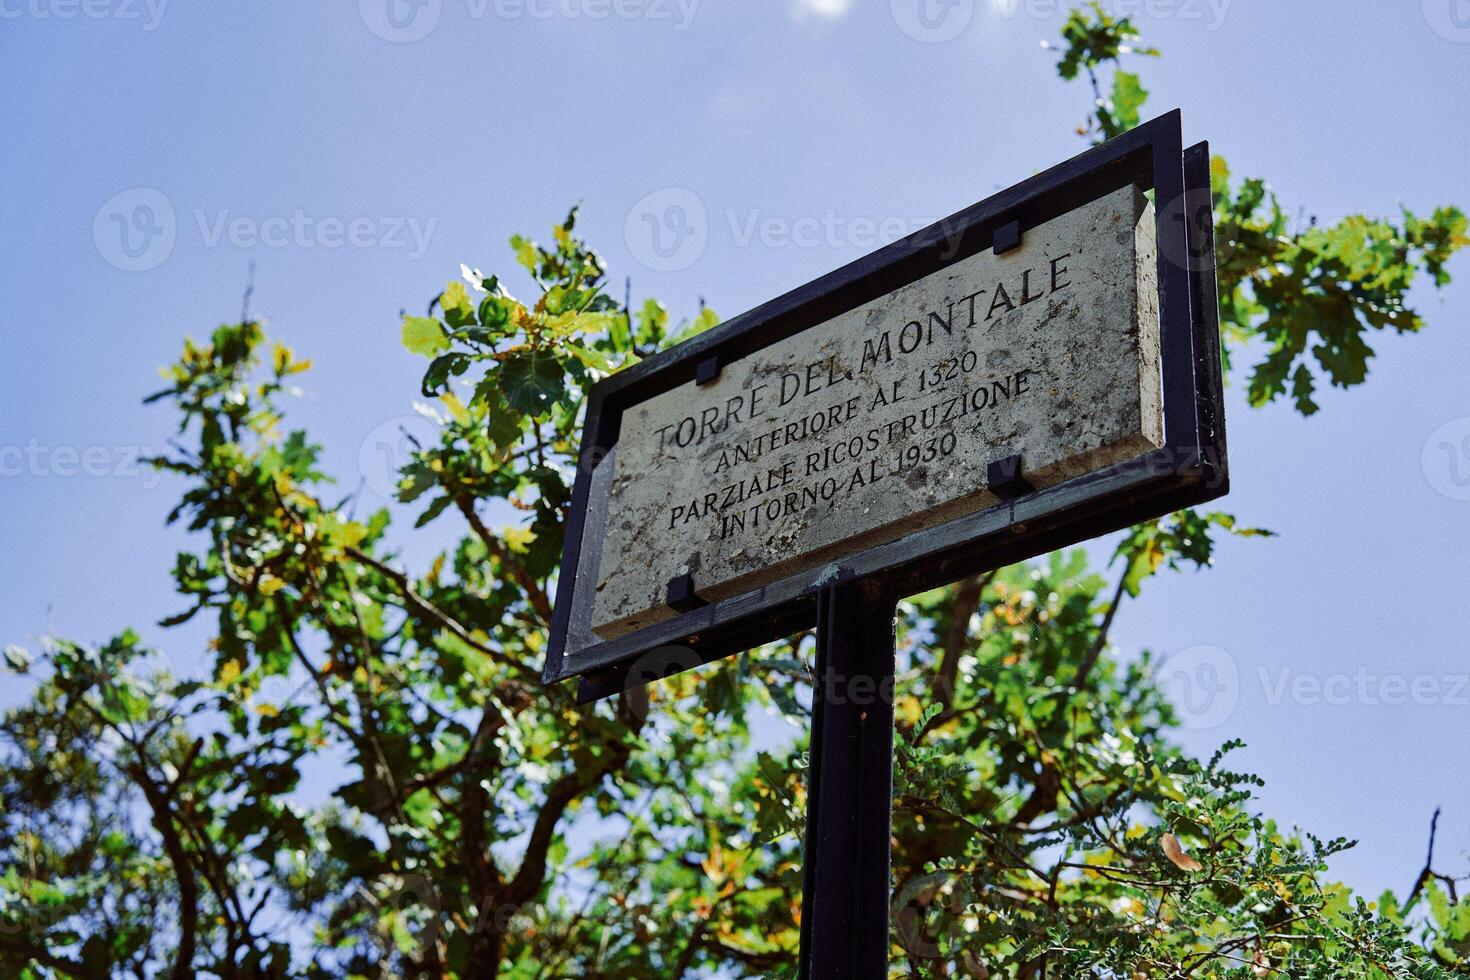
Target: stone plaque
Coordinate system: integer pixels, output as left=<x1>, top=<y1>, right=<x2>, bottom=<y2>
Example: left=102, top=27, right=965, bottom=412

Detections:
left=586, top=184, right=1162, bottom=640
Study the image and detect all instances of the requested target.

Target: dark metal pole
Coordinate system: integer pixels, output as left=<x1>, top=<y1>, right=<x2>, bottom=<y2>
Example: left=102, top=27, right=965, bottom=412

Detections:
left=798, top=578, right=897, bottom=979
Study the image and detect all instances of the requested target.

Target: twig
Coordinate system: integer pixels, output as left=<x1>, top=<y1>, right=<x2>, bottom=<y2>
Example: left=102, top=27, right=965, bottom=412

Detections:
left=1073, top=569, right=1129, bottom=692
left=346, top=546, right=537, bottom=681
left=453, top=494, right=555, bottom=624
left=240, top=259, right=256, bottom=325
left=1406, top=807, right=1443, bottom=905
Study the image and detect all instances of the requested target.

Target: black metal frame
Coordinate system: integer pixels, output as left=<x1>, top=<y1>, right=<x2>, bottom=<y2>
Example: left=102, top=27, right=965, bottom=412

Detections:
left=544, top=110, right=1227, bottom=702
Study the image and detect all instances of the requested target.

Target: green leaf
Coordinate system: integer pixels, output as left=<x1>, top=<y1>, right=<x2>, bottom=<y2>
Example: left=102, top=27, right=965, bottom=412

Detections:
left=441, top=281, right=476, bottom=328
left=1291, top=364, right=1320, bottom=416
left=478, top=294, right=514, bottom=331
left=414, top=494, right=454, bottom=529
left=635, top=298, right=668, bottom=347
left=422, top=352, right=472, bottom=396
left=474, top=378, right=525, bottom=450
left=511, top=235, right=539, bottom=274
left=498, top=348, right=566, bottom=416
left=567, top=343, right=616, bottom=373
left=1109, top=70, right=1148, bottom=133
left=402, top=315, right=449, bottom=357
left=666, top=306, right=721, bottom=347
left=397, top=461, right=436, bottom=502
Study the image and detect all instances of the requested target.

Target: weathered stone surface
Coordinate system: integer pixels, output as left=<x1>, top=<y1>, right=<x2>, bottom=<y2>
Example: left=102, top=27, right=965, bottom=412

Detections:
left=586, top=185, right=1161, bottom=640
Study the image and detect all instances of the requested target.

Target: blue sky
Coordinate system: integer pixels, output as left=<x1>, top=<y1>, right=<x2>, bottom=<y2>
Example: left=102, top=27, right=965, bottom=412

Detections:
left=3, top=0, right=1469, bottom=905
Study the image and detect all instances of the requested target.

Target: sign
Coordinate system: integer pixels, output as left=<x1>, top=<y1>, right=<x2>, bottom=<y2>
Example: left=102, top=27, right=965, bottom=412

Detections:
left=594, top=185, right=1161, bottom=639
left=545, top=111, right=1227, bottom=700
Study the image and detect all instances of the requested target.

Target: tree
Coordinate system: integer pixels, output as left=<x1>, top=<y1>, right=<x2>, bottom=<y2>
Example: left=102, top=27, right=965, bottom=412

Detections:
left=3, top=4, right=1467, bottom=976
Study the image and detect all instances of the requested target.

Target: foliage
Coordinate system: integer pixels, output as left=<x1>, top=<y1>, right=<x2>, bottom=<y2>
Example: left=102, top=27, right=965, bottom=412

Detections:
left=3, top=8, right=1467, bottom=978
left=1053, top=1, right=1469, bottom=415
left=1047, top=1, right=1158, bottom=142
left=1209, top=158, right=1468, bottom=414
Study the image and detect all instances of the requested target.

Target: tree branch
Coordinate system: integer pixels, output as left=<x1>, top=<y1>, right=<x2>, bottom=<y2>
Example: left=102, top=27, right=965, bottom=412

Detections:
left=4, top=942, right=107, bottom=980
left=1406, top=807, right=1443, bottom=906
left=346, top=546, right=537, bottom=682
left=129, top=765, right=198, bottom=980
left=454, top=494, right=554, bottom=624
left=931, top=572, right=992, bottom=723
left=1073, top=568, right=1129, bottom=692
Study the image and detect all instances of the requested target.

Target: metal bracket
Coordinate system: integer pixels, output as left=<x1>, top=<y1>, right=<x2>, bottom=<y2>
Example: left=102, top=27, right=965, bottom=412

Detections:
left=992, top=219, right=1023, bottom=255
left=665, top=573, right=708, bottom=613
left=695, top=355, right=722, bottom=386
left=987, top=453, right=1034, bottom=501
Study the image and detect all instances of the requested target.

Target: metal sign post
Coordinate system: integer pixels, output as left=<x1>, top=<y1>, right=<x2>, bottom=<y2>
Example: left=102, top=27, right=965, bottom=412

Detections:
left=536, top=111, right=1227, bottom=974
left=799, top=579, right=897, bottom=979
